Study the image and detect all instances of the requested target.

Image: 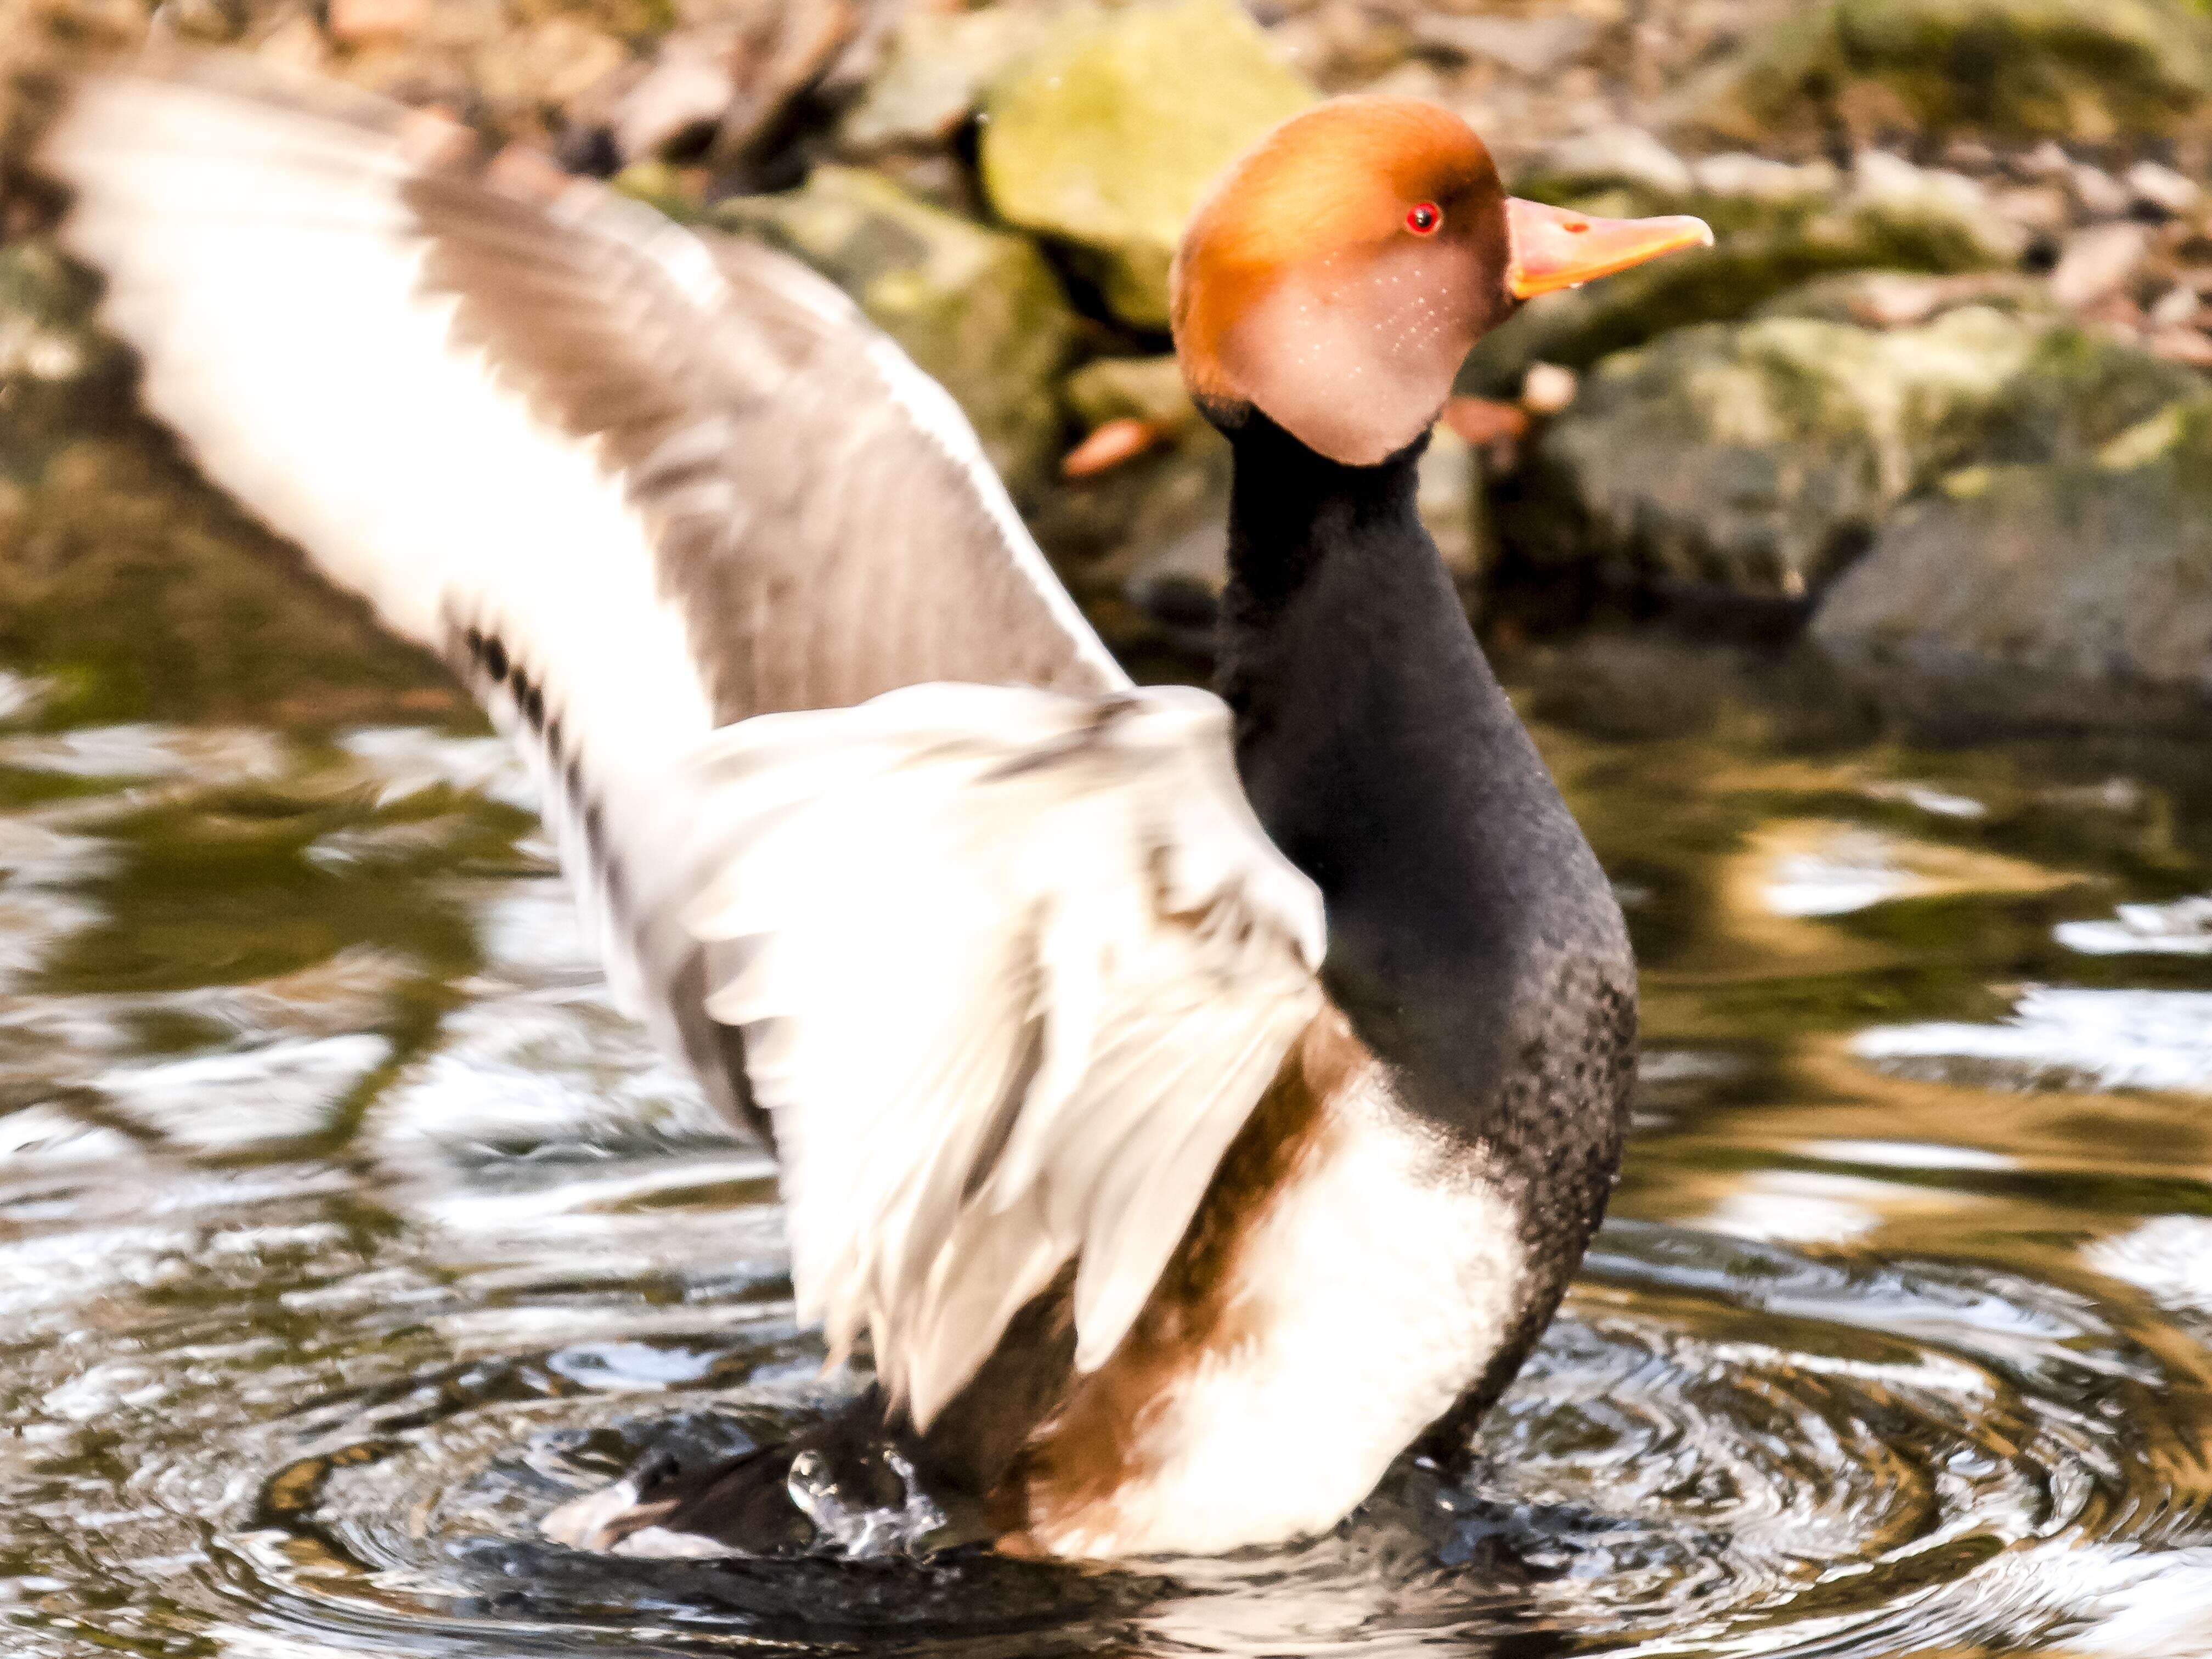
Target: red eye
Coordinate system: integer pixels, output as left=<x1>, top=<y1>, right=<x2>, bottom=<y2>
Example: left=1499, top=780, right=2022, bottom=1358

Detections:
left=1406, top=202, right=1441, bottom=235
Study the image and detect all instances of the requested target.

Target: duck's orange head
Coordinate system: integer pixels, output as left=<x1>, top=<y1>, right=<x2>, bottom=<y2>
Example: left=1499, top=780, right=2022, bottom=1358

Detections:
left=1171, top=97, right=1712, bottom=466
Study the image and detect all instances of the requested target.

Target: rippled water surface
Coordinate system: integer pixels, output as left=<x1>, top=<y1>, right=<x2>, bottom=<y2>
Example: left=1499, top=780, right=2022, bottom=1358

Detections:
left=13, top=646, right=2212, bottom=1657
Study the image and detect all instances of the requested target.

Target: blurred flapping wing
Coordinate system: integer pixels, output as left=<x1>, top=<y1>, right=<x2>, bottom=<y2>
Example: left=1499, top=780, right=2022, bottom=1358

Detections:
left=37, top=57, right=1125, bottom=1128
left=658, top=682, right=1327, bottom=1425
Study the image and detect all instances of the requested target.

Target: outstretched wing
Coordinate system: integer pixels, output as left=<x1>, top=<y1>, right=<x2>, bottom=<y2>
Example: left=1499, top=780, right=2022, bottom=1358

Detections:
left=652, top=682, right=1327, bottom=1425
left=36, top=55, right=1125, bottom=1127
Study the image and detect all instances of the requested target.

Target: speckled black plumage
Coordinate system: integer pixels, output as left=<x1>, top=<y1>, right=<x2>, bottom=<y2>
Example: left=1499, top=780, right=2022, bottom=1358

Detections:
left=1216, top=408, right=1639, bottom=1436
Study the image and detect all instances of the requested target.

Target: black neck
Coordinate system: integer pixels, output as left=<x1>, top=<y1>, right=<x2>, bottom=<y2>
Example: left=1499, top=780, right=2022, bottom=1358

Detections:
left=1214, top=414, right=1633, bottom=1156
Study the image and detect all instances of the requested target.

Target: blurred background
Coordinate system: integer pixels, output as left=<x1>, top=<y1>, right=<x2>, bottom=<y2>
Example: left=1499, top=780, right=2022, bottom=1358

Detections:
left=10, top=2, right=2212, bottom=1656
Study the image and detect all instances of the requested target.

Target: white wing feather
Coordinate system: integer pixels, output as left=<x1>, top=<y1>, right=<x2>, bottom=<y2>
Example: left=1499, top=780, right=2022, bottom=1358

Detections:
left=43, top=60, right=1327, bottom=1409
left=37, top=59, right=1126, bottom=1131
left=662, top=683, right=1327, bottom=1425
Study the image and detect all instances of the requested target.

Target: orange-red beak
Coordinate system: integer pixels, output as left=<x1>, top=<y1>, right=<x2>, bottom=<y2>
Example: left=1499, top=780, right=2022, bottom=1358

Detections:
left=1504, top=198, right=1714, bottom=300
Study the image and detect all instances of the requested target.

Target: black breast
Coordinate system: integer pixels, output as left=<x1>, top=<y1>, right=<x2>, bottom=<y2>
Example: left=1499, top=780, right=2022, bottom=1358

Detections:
left=1214, top=411, right=1638, bottom=1294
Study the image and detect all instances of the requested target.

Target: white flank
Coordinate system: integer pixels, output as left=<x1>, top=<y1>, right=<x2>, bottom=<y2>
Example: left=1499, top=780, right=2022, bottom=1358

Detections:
left=1031, top=1066, right=1526, bottom=1559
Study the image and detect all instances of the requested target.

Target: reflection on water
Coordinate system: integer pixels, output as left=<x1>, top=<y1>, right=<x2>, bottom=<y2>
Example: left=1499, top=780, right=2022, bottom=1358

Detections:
left=10, top=650, right=2212, bottom=1657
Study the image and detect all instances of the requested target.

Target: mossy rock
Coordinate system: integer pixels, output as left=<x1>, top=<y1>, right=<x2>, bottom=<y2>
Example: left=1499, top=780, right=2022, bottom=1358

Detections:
left=1812, top=399, right=2212, bottom=730
left=1750, top=268, right=2056, bottom=325
left=1509, top=301, right=2199, bottom=597
left=977, top=0, right=1316, bottom=329
left=714, top=165, right=1079, bottom=496
left=1672, top=0, right=2212, bottom=149
left=1464, top=150, right=2018, bottom=397
left=1063, top=353, right=1200, bottom=433
left=836, top=6, right=1054, bottom=154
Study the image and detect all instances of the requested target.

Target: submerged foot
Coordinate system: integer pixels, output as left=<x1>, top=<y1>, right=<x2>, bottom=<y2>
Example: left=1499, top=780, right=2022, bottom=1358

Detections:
left=543, top=1419, right=966, bottom=1560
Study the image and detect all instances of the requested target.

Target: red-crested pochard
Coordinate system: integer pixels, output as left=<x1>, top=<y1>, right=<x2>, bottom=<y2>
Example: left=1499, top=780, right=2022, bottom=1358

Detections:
left=37, top=58, right=1710, bottom=1560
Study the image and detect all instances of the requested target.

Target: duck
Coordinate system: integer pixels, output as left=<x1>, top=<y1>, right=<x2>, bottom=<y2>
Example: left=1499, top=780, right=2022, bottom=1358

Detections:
left=35, top=54, right=1711, bottom=1562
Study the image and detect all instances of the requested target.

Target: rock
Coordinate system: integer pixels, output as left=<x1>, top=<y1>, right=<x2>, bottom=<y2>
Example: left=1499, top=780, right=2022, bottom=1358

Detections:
left=468, top=16, right=634, bottom=122
left=1508, top=296, right=2202, bottom=597
left=1265, top=1, right=1421, bottom=95
left=2128, top=159, right=2204, bottom=218
left=977, top=0, right=1316, bottom=328
left=1034, top=420, right=1234, bottom=634
left=0, top=241, right=136, bottom=458
left=1060, top=353, right=1198, bottom=480
left=608, top=158, right=709, bottom=219
left=0, top=240, right=99, bottom=369
left=1691, top=153, right=1841, bottom=204
left=712, top=166, right=1078, bottom=496
left=2069, top=162, right=2131, bottom=218
left=1671, top=0, right=2212, bottom=149
left=1521, top=362, right=1578, bottom=415
left=1812, top=398, right=2212, bottom=730
left=2049, top=221, right=2153, bottom=309
left=2151, top=284, right=2204, bottom=326
left=1965, top=310, right=2205, bottom=459
left=1528, top=127, right=1699, bottom=200
left=1463, top=145, right=2012, bottom=396
left=1846, top=151, right=2027, bottom=264
left=1940, top=136, right=1999, bottom=171
left=159, top=0, right=252, bottom=44
left=712, top=0, right=862, bottom=178
left=2149, top=324, right=2212, bottom=367
left=610, top=36, right=739, bottom=162
left=1510, top=308, right=2033, bottom=596
left=1756, top=268, right=2052, bottom=327
left=326, top=0, right=427, bottom=47
left=1991, top=181, right=2070, bottom=236
left=1063, top=354, right=1200, bottom=434
left=836, top=6, right=1052, bottom=154
left=1410, top=13, right=1598, bottom=78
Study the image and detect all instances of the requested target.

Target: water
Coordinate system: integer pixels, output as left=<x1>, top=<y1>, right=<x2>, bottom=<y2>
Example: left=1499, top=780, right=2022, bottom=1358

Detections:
left=10, top=642, right=2212, bottom=1657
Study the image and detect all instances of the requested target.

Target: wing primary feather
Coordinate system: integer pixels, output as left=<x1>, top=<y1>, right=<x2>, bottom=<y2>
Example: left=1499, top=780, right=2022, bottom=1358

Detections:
left=38, top=55, right=1131, bottom=1145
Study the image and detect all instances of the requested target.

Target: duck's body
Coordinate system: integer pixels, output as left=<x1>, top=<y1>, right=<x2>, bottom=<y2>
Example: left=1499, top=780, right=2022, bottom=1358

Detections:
left=36, top=58, right=1697, bottom=1561
left=1004, top=419, right=1632, bottom=1558
left=1030, top=420, right=1635, bottom=1554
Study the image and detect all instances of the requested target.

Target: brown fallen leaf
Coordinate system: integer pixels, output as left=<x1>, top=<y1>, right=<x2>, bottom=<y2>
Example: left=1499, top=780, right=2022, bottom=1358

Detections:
left=1442, top=396, right=1529, bottom=448
left=2148, top=325, right=2212, bottom=368
left=394, top=106, right=476, bottom=170
left=486, top=143, right=574, bottom=205
left=326, top=0, right=428, bottom=46
left=1063, top=417, right=1163, bottom=479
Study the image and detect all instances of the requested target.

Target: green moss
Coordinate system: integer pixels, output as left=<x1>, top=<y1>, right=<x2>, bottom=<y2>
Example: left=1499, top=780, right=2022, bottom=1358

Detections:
left=977, top=0, right=1316, bottom=328
left=1675, top=0, right=2212, bottom=146
left=836, top=6, right=1054, bottom=154
left=1465, top=165, right=2013, bottom=396
left=1813, top=405, right=2212, bottom=727
left=1509, top=301, right=2194, bottom=599
left=1062, top=354, right=1196, bottom=431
